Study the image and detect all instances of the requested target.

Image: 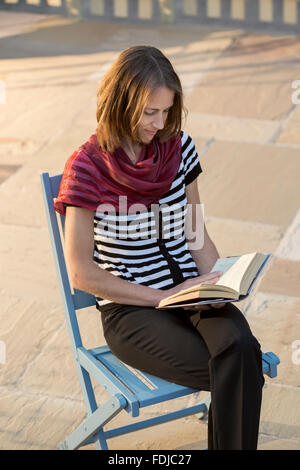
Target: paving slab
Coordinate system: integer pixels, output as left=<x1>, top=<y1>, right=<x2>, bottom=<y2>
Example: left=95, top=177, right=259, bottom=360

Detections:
left=258, top=435, right=300, bottom=450
left=184, top=111, right=280, bottom=144
left=185, top=33, right=300, bottom=122
left=27, top=122, right=102, bottom=173
left=0, top=386, right=86, bottom=450
left=100, top=403, right=209, bottom=451
left=0, top=163, right=21, bottom=183
left=288, top=101, right=300, bottom=121
left=258, top=257, right=300, bottom=298
left=205, top=216, right=284, bottom=258
left=0, top=138, right=38, bottom=166
left=0, top=293, right=63, bottom=387
left=0, top=81, right=96, bottom=151
left=177, top=428, right=300, bottom=450
left=197, top=140, right=300, bottom=227
left=0, top=11, right=46, bottom=39
left=260, top=383, right=300, bottom=442
left=18, top=305, right=106, bottom=400
left=275, top=207, right=300, bottom=261
left=276, top=91, right=300, bottom=145
left=276, top=121, right=300, bottom=146
left=241, top=290, right=300, bottom=446
left=244, top=291, right=300, bottom=388
left=0, top=223, right=59, bottom=297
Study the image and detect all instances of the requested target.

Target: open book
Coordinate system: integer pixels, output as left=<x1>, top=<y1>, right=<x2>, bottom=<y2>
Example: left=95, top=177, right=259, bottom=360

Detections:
left=157, top=252, right=270, bottom=309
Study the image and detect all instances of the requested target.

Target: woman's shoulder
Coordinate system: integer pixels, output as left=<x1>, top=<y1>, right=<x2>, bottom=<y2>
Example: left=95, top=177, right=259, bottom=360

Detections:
left=179, top=131, right=197, bottom=156
left=180, top=130, right=196, bottom=147
left=179, top=130, right=202, bottom=181
left=63, top=134, right=99, bottom=173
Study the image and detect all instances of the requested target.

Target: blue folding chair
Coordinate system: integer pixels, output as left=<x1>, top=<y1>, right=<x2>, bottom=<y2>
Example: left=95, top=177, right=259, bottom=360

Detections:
left=40, top=172, right=280, bottom=450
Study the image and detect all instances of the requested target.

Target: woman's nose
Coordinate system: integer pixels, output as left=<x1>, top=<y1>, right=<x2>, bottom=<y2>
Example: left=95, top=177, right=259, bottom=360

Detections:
left=153, top=114, right=165, bottom=130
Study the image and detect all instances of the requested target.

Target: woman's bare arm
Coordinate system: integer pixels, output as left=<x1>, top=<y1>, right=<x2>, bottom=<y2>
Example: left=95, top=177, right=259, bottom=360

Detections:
left=64, top=206, right=165, bottom=306
left=185, top=178, right=220, bottom=274
left=185, top=178, right=225, bottom=310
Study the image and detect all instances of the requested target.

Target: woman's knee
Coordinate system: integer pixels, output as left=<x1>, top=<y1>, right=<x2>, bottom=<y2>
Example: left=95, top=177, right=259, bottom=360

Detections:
left=219, top=306, right=261, bottom=355
left=191, top=303, right=259, bottom=357
left=229, top=329, right=261, bottom=358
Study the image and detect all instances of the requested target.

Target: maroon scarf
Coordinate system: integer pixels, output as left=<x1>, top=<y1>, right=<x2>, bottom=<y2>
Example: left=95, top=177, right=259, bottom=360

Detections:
left=54, top=132, right=182, bottom=214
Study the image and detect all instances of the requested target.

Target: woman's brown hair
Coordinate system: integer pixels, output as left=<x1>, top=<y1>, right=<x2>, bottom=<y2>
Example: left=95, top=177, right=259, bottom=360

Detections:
left=96, top=45, right=186, bottom=153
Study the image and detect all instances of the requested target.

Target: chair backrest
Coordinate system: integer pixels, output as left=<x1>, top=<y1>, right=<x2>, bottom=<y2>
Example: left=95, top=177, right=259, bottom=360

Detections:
left=40, top=172, right=96, bottom=352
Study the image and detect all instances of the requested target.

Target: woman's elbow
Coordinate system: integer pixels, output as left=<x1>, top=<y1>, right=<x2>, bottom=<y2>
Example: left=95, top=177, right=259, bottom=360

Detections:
left=69, top=270, right=83, bottom=290
left=67, top=259, right=91, bottom=291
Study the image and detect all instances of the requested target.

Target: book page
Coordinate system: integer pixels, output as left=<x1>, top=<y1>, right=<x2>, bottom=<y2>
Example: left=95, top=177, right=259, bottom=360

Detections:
left=211, top=256, right=240, bottom=274
left=162, top=254, right=256, bottom=301
left=215, top=253, right=257, bottom=293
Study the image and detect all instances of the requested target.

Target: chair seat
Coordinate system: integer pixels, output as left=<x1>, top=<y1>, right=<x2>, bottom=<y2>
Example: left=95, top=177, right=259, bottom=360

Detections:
left=78, top=345, right=200, bottom=417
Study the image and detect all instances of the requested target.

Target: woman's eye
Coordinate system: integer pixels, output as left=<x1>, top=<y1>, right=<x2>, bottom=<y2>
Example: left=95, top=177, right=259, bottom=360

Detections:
left=144, top=109, right=170, bottom=116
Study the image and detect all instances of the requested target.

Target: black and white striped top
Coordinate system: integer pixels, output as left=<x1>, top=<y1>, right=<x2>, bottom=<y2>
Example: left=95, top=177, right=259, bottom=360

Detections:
left=93, top=131, right=202, bottom=309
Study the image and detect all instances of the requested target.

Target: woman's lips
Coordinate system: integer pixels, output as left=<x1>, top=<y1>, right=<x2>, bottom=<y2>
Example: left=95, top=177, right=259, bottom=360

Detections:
left=145, top=130, right=157, bottom=136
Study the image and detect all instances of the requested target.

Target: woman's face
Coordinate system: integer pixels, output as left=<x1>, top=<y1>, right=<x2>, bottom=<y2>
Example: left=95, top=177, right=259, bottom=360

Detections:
left=137, top=86, right=174, bottom=143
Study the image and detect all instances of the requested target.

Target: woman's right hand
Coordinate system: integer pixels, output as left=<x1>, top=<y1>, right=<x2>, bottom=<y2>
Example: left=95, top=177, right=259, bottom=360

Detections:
left=161, top=271, right=224, bottom=311
left=166, top=271, right=223, bottom=297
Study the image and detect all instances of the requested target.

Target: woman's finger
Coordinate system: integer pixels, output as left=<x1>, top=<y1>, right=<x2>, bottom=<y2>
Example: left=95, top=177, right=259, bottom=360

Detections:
left=210, top=302, right=226, bottom=309
left=182, top=304, right=211, bottom=311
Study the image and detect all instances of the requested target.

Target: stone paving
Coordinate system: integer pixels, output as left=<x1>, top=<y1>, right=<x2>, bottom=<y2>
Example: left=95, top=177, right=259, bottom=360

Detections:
left=0, top=11, right=299, bottom=450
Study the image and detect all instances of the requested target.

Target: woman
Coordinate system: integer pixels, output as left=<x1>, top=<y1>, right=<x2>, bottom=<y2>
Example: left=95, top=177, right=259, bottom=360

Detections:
left=54, top=45, right=264, bottom=450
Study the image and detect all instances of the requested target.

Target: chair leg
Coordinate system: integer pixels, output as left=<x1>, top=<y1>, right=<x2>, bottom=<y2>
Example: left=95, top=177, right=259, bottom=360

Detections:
left=196, top=393, right=211, bottom=421
left=93, top=429, right=109, bottom=450
left=59, top=394, right=127, bottom=450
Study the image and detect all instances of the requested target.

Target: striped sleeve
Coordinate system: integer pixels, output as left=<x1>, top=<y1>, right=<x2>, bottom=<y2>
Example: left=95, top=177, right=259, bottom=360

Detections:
left=181, top=132, right=202, bottom=185
left=54, top=150, right=101, bottom=215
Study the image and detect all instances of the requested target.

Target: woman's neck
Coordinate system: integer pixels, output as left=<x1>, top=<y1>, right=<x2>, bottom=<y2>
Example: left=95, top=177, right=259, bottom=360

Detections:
left=122, top=139, right=142, bottom=164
